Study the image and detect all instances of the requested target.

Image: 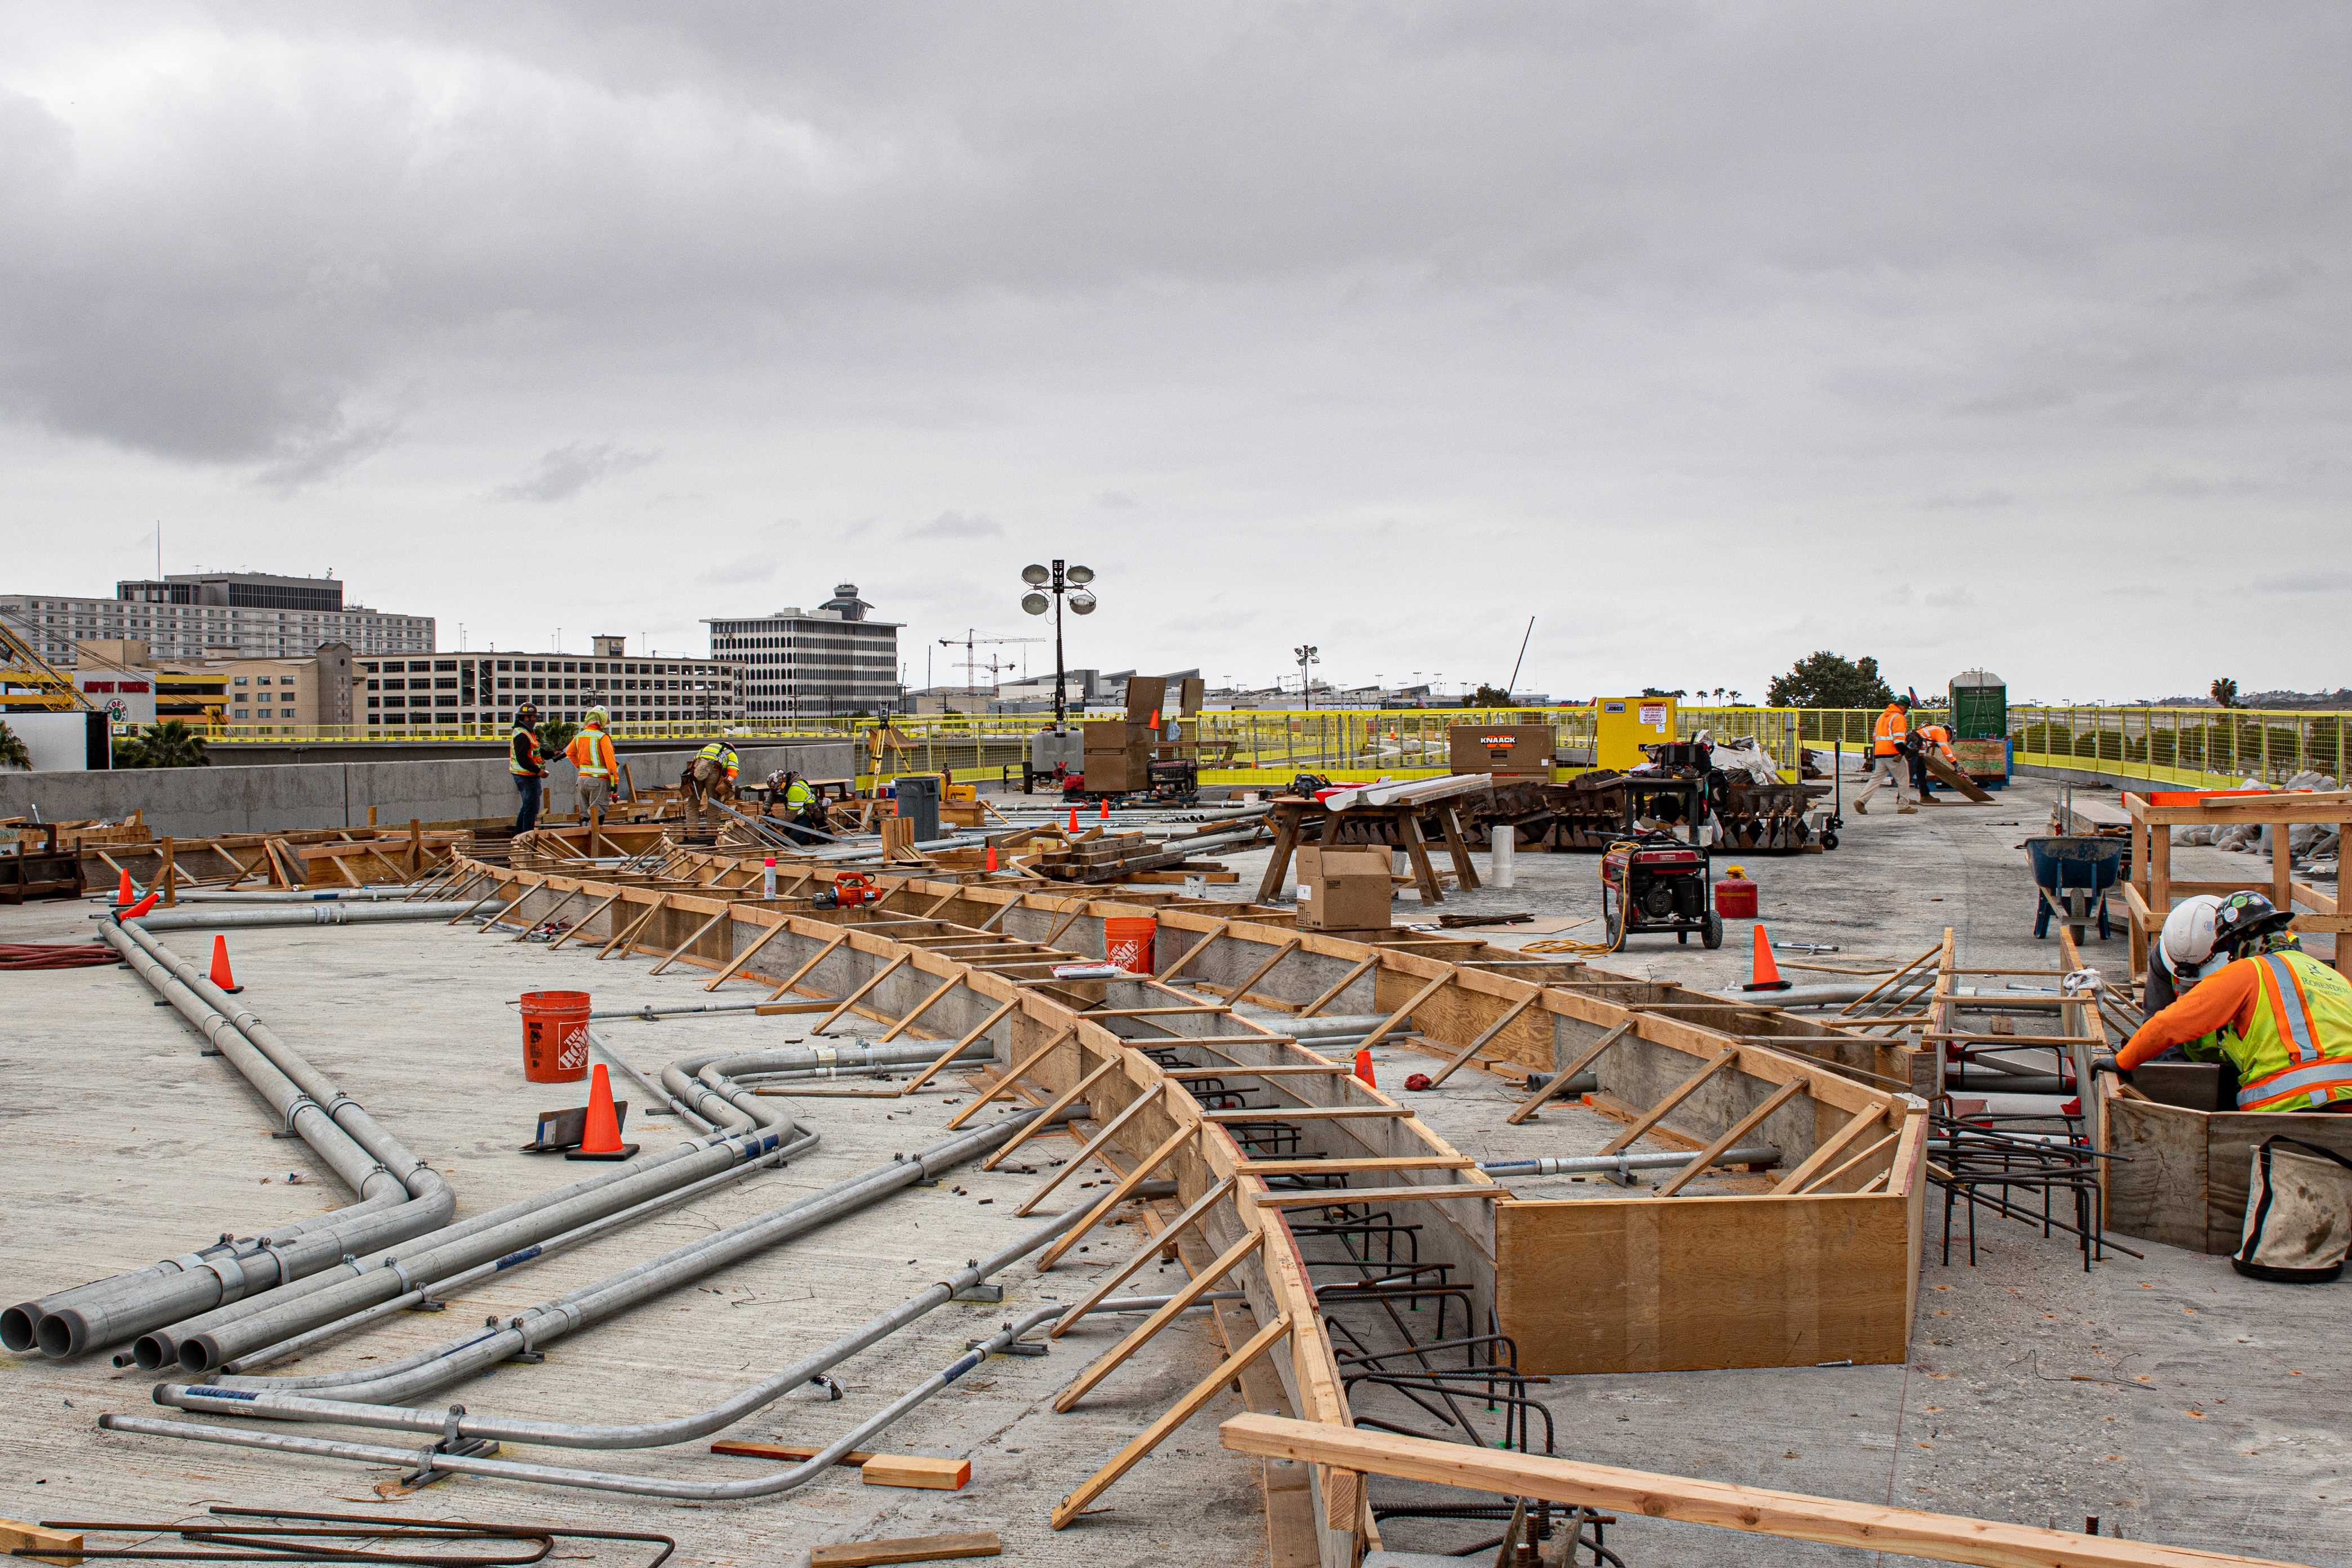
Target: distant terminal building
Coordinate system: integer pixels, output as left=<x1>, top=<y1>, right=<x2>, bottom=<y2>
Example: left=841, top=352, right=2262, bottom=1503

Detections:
left=357, top=635, right=737, bottom=732
left=707, top=583, right=902, bottom=721
left=0, top=572, right=432, bottom=665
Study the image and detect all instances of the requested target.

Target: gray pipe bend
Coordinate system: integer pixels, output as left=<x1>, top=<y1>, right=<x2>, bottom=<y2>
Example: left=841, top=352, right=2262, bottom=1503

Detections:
left=164, top=1181, right=1085, bottom=1451
left=193, top=1107, right=1030, bottom=1407
left=10, top=926, right=457, bottom=1360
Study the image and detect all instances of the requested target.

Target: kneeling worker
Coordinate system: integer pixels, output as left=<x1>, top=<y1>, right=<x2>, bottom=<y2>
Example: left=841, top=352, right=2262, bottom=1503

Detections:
left=2110, top=892, right=2352, bottom=1112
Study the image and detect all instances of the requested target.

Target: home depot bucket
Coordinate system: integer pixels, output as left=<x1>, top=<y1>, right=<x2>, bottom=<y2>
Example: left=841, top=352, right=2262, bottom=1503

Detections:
left=1103, top=916, right=1156, bottom=976
left=520, top=990, right=592, bottom=1083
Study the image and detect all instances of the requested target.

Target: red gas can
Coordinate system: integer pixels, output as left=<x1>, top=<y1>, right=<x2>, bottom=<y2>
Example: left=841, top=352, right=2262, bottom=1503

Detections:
left=1713, top=877, right=1758, bottom=919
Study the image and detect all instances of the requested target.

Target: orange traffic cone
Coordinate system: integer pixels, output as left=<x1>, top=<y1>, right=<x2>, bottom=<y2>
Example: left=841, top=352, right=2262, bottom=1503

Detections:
left=121, top=890, right=159, bottom=920
left=115, top=868, right=135, bottom=905
left=209, top=934, right=243, bottom=994
left=1099, top=799, right=1110, bottom=819
left=986, top=845, right=999, bottom=872
left=1741, top=924, right=1792, bottom=992
left=1068, top=807, right=1079, bottom=832
left=565, top=1064, right=637, bottom=1162
left=1353, top=1047, right=1377, bottom=1087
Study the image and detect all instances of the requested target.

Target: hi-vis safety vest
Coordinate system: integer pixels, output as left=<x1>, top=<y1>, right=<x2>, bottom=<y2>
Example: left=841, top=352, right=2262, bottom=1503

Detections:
left=785, top=779, right=816, bottom=808
left=697, top=742, right=740, bottom=779
left=510, top=724, right=544, bottom=777
left=1873, top=706, right=1909, bottom=757
left=2225, top=950, right=2352, bottom=1111
left=568, top=727, right=616, bottom=778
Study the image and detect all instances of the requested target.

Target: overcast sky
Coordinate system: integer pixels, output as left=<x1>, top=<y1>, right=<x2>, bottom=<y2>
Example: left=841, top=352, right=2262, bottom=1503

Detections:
left=3, top=3, right=2346, bottom=703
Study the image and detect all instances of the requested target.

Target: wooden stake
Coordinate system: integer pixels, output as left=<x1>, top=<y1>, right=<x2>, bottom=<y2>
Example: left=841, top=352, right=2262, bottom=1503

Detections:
left=1053, top=1229, right=1267, bottom=1412
left=809, top=952, right=914, bottom=1034
left=1770, top=1103, right=1896, bottom=1195
left=898, top=999, right=1021, bottom=1096
left=1654, top=1077, right=1808, bottom=1197
left=946, top=1025, right=1076, bottom=1129
left=1596, top=1048, right=1740, bottom=1156
left=1356, top=971, right=1452, bottom=1052
left=1299, top=954, right=1379, bottom=1018
left=764, top=930, right=852, bottom=1003
left=878, top=974, right=962, bottom=1042
left=1050, top=1175, right=1237, bottom=1337
left=548, top=890, right=624, bottom=951
left=1049, top=1314, right=1291, bottom=1529
left=1424, top=990, right=1540, bottom=1089
left=985, top=1057, right=1119, bottom=1169
left=1209, top=935, right=1300, bottom=1005
left=1156, top=920, right=1230, bottom=982
left=651, top=905, right=732, bottom=974
left=1505, top=1020, right=1633, bottom=1125
left=1035, top=1123, right=1196, bottom=1271
left=1015, top=1085, right=1168, bottom=1215
left=701, top=915, right=792, bottom=990
left=596, top=894, right=669, bottom=960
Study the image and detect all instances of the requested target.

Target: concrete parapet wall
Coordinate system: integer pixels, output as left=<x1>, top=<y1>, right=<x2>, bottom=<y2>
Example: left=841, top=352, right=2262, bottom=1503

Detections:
left=0, top=741, right=854, bottom=838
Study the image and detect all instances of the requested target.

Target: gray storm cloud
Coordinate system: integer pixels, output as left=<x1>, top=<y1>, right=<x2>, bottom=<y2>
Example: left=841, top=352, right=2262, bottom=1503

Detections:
left=0, top=3, right=2345, bottom=695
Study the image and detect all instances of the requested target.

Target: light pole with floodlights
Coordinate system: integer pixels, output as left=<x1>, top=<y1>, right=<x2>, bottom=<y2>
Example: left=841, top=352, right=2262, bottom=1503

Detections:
left=1021, top=559, right=1096, bottom=728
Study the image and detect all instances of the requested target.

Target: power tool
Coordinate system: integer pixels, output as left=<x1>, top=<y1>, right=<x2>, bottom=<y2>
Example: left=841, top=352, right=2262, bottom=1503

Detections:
left=814, top=872, right=880, bottom=911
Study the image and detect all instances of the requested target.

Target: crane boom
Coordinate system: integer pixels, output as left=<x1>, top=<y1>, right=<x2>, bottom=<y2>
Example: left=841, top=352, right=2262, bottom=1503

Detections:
left=0, top=609, right=91, bottom=712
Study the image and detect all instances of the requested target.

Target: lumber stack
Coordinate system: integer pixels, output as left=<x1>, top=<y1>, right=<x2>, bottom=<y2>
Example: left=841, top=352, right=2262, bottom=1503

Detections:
left=1028, top=830, right=1229, bottom=885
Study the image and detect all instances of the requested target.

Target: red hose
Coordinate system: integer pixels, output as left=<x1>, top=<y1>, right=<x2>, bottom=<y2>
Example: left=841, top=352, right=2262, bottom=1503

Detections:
left=0, top=942, right=126, bottom=971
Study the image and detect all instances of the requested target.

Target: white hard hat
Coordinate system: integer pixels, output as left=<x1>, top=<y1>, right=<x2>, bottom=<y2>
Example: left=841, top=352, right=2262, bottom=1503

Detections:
left=2159, top=894, right=2225, bottom=985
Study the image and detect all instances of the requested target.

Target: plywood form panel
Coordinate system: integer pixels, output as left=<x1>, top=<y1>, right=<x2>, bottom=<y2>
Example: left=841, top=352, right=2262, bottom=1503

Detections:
left=1494, top=1193, right=1912, bottom=1374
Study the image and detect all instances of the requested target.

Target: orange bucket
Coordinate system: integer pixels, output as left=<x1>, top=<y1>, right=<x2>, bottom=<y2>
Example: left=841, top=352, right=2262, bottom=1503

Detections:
left=1103, top=916, right=1157, bottom=976
left=520, top=990, right=592, bottom=1083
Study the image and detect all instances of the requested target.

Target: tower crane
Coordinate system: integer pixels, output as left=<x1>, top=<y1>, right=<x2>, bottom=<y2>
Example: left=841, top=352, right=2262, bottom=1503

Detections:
left=937, top=629, right=1046, bottom=706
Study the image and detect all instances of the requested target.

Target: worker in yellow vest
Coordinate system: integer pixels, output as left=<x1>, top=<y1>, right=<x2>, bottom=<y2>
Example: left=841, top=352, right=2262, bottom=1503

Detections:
left=682, top=740, right=740, bottom=838
left=2109, top=893, right=2352, bottom=1112
left=779, top=769, right=825, bottom=846
left=1852, top=697, right=1917, bottom=815
left=509, top=703, right=547, bottom=833
left=567, top=709, right=619, bottom=826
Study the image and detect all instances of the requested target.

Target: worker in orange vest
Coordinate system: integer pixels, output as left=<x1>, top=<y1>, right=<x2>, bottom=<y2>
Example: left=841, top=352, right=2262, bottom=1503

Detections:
left=1911, top=719, right=1957, bottom=799
left=567, top=708, right=619, bottom=826
left=1853, top=697, right=1917, bottom=815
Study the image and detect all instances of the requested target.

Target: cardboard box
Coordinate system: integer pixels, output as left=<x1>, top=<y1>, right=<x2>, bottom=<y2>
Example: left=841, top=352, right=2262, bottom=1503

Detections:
left=1295, top=845, right=1393, bottom=930
left=1449, top=724, right=1554, bottom=777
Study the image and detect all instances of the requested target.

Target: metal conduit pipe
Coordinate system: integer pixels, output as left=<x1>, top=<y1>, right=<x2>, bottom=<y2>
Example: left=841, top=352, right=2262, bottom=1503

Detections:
left=155, top=1101, right=817, bottom=1374
left=125, top=1285, right=1258, bottom=1498
left=165, top=889, right=413, bottom=903
left=83, top=915, right=778, bottom=1374
left=1480, top=1145, right=1782, bottom=1178
left=221, top=1142, right=799, bottom=1375
left=4, top=928, right=432, bottom=1358
left=120, top=904, right=477, bottom=931
left=185, top=1108, right=1051, bottom=1409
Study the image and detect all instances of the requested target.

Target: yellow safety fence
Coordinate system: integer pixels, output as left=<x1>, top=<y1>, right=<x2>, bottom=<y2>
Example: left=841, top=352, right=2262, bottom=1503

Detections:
left=187, top=705, right=2352, bottom=795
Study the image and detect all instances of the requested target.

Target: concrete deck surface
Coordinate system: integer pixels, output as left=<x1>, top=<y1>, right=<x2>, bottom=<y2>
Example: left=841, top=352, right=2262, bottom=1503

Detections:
left=3, top=770, right=2345, bottom=1568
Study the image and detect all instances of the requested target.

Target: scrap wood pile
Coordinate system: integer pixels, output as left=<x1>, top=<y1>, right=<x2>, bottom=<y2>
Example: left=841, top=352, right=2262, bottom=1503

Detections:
left=1455, top=761, right=1830, bottom=854
left=1022, top=827, right=1235, bottom=884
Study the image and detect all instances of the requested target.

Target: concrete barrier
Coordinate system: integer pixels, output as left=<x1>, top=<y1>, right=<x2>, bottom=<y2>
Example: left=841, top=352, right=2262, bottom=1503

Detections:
left=0, top=741, right=854, bottom=839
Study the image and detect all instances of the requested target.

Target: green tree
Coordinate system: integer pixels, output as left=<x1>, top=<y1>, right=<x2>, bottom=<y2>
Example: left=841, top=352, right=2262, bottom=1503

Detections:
left=1767, top=652, right=1894, bottom=709
left=1467, top=683, right=1512, bottom=707
left=1640, top=687, right=1687, bottom=699
left=112, top=733, right=150, bottom=768
left=0, top=719, right=30, bottom=770
left=128, top=720, right=211, bottom=768
left=536, top=717, right=579, bottom=757
left=2210, top=677, right=2239, bottom=710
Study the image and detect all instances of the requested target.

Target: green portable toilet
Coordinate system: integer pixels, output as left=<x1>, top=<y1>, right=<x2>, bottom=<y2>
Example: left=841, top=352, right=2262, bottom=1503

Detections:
left=1948, top=669, right=2006, bottom=738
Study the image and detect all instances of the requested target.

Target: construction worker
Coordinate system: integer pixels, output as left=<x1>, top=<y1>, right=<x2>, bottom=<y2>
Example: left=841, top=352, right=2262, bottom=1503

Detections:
left=2106, top=892, right=2352, bottom=1112
left=567, top=709, right=619, bottom=826
left=509, top=703, right=547, bottom=833
left=779, top=769, right=825, bottom=846
left=1911, top=719, right=1957, bottom=799
left=681, top=739, right=740, bottom=837
left=1852, top=696, right=1917, bottom=815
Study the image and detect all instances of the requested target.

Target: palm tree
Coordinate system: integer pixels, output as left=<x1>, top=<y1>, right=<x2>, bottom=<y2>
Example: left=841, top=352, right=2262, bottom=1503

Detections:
left=136, top=720, right=212, bottom=768
left=0, top=720, right=29, bottom=771
left=2210, top=678, right=2239, bottom=710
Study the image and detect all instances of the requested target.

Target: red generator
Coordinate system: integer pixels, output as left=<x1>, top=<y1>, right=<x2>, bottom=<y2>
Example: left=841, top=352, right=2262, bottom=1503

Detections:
left=1599, top=776, right=1723, bottom=948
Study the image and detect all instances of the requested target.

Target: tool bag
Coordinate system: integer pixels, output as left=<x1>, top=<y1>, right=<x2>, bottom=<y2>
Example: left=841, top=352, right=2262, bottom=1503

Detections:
left=2233, top=1136, right=2352, bottom=1282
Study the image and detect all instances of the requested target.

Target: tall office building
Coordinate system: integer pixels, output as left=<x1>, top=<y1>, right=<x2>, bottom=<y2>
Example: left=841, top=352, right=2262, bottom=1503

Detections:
left=707, top=583, right=902, bottom=720
left=0, top=572, right=433, bottom=665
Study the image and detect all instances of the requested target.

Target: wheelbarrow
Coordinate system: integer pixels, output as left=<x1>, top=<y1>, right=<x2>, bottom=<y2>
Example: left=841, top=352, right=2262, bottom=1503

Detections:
left=2026, top=835, right=2123, bottom=942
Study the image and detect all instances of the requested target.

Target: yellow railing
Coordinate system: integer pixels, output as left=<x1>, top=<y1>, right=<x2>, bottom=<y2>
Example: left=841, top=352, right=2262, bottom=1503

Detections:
left=193, top=704, right=2352, bottom=794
